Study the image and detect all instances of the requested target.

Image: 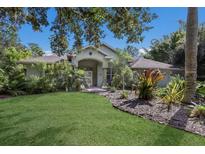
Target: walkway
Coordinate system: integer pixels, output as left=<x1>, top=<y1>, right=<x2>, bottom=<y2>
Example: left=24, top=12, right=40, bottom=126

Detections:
left=83, top=87, right=107, bottom=93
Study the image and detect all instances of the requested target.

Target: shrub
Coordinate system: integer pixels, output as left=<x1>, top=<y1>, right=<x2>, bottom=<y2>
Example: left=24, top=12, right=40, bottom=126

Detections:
left=109, top=87, right=116, bottom=93
left=162, top=75, right=185, bottom=111
left=155, top=87, right=166, bottom=97
left=120, top=90, right=128, bottom=99
left=72, top=69, right=85, bottom=91
left=111, top=50, right=133, bottom=89
left=196, top=81, right=205, bottom=97
left=6, top=65, right=28, bottom=96
left=0, top=68, right=8, bottom=92
left=0, top=47, right=31, bottom=95
left=190, top=105, right=205, bottom=118
left=137, top=69, right=164, bottom=100
left=24, top=76, right=41, bottom=94
left=0, top=47, right=85, bottom=95
left=112, top=66, right=133, bottom=89
left=24, top=62, right=85, bottom=93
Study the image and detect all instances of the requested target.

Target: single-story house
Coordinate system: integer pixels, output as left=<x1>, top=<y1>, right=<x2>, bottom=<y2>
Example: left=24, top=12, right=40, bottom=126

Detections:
left=18, top=43, right=183, bottom=87
left=129, top=57, right=184, bottom=86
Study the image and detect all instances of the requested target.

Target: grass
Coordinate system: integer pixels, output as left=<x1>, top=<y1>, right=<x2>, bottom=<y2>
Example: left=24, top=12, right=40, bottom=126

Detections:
left=0, top=92, right=205, bottom=145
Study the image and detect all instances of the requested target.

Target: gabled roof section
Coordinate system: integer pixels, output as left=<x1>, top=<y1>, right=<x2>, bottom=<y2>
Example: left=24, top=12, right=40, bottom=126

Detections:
left=79, top=45, right=109, bottom=56
left=100, top=43, right=117, bottom=53
left=130, top=57, right=183, bottom=70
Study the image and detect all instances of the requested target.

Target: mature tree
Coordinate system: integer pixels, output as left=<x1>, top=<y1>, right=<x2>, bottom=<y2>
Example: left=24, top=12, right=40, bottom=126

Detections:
left=0, top=8, right=48, bottom=57
left=144, top=21, right=205, bottom=81
left=49, top=34, right=68, bottom=56
left=184, top=7, right=198, bottom=104
left=50, top=8, right=157, bottom=54
left=125, top=45, right=140, bottom=57
left=0, top=8, right=49, bottom=31
left=28, top=43, right=44, bottom=56
left=144, top=30, right=185, bottom=65
left=0, top=8, right=157, bottom=56
left=0, top=23, right=19, bottom=55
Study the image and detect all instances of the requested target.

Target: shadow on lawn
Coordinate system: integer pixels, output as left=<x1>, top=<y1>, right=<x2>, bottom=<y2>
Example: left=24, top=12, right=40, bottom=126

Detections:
left=152, top=107, right=189, bottom=145
left=0, top=126, right=69, bottom=145
left=0, top=110, right=68, bottom=145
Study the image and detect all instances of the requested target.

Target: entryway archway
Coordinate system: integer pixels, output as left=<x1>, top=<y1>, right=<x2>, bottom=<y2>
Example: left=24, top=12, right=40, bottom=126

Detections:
left=78, top=59, right=103, bottom=87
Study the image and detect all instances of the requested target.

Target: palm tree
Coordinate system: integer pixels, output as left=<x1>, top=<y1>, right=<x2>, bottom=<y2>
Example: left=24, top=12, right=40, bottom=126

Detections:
left=184, top=7, right=198, bottom=104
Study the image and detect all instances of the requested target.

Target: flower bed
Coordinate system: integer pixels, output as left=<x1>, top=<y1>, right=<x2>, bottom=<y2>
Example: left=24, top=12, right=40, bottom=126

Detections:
left=99, top=90, right=205, bottom=137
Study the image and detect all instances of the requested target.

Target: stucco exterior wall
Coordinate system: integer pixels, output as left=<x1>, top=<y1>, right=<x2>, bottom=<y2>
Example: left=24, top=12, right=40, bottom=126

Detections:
left=99, top=45, right=118, bottom=60
left=73, top=48, right=109, bottom=68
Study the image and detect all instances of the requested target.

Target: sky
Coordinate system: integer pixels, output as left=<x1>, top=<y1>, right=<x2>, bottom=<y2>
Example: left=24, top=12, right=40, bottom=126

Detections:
left=18, top=7, right=205, bottom=53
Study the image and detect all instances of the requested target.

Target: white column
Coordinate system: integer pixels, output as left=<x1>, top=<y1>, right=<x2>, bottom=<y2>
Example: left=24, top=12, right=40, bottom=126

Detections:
left=102, top=68, right=107, bottom=87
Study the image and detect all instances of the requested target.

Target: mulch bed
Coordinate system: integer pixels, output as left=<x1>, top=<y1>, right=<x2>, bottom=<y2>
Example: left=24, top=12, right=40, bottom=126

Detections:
left=0, top=95, right=11, bottom=99
left=99, top=90, right=205, bottom=137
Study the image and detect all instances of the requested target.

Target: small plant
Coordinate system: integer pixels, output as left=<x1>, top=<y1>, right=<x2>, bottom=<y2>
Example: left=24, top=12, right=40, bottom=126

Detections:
left=162, top=75, right=185, bottom=111
left=190, top=105, right=205, bottom=119
left=137, top=69, right=164, bottom=100
left=196, top=81, right=205, bottom=97
left=155, top=87, right=166, bottom=97
left=109, top=87, right=116, bottom=93
left=120, top=90, right=128, bottom=99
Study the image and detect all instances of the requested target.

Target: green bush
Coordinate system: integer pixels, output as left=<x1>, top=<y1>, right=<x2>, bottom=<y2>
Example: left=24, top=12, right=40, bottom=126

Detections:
left=72, top=69, right=85, bottom=91
left=6, top=65, right=28, bottom=96
left=155, top=87, right=166, bottom=97
left=162, top=75, right=185, bottom=111
left=196, top=81, right=205, bottom=97
left=137, top=69, right=164, bottom=100
left=0, top=47, right=84, bottom=96
left=111, top=49, right=134, bottom=90
left=0, top=47, right=31, bottom=96
left=24, top=62, right=84, bottom=94
left=190, top=105, right=205, bottom=118
left=109, top=86, right=116, bottom=93
left=24, top=76, right=44, bottom=94
left=111, top=66, right=133, bottom=89
left=0, top=68, right=8, bottom=92
left=120, top=90, right=129, bottom=99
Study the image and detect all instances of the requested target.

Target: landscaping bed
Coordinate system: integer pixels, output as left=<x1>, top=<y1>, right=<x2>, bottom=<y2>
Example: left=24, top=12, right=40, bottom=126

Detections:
left=0, top=95, right=11, bottom=99
left=99, top=90, right=205, bottom=137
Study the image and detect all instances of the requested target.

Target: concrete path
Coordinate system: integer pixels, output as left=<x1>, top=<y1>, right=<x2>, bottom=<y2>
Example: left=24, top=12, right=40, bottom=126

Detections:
left=83, top=87, right=107, bottom=93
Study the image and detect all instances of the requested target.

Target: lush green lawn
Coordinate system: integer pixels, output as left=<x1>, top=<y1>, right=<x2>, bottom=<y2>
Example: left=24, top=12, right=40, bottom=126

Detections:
left=0, top=92, right=205, bottom=145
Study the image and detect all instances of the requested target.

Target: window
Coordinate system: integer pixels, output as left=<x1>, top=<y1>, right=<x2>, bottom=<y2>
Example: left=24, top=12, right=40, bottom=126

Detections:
left=106, top=68, right=114, bottom=85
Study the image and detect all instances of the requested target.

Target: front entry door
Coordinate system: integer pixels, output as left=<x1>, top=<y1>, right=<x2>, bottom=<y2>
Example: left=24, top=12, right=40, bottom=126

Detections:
left=85, top=71, right=93, bottom=87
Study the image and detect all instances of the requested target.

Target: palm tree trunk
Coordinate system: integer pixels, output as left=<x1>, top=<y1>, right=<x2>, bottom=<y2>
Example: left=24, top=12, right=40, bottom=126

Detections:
left=184, top=7, right=198, bottom=104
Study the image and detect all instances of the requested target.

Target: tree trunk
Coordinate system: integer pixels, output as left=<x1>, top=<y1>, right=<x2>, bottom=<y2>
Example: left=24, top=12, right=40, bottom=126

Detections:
left=184, top=7, right=198, bottom=104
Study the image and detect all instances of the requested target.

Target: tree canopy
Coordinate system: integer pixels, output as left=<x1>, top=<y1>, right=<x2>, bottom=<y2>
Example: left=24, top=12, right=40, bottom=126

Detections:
left=28, top=43, right=44, bottom=56
left=144, top=21, right=205, bottom=80
left=144, top=30, right=185, bottom=65
left=0, top=7, right=157, bottom=56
